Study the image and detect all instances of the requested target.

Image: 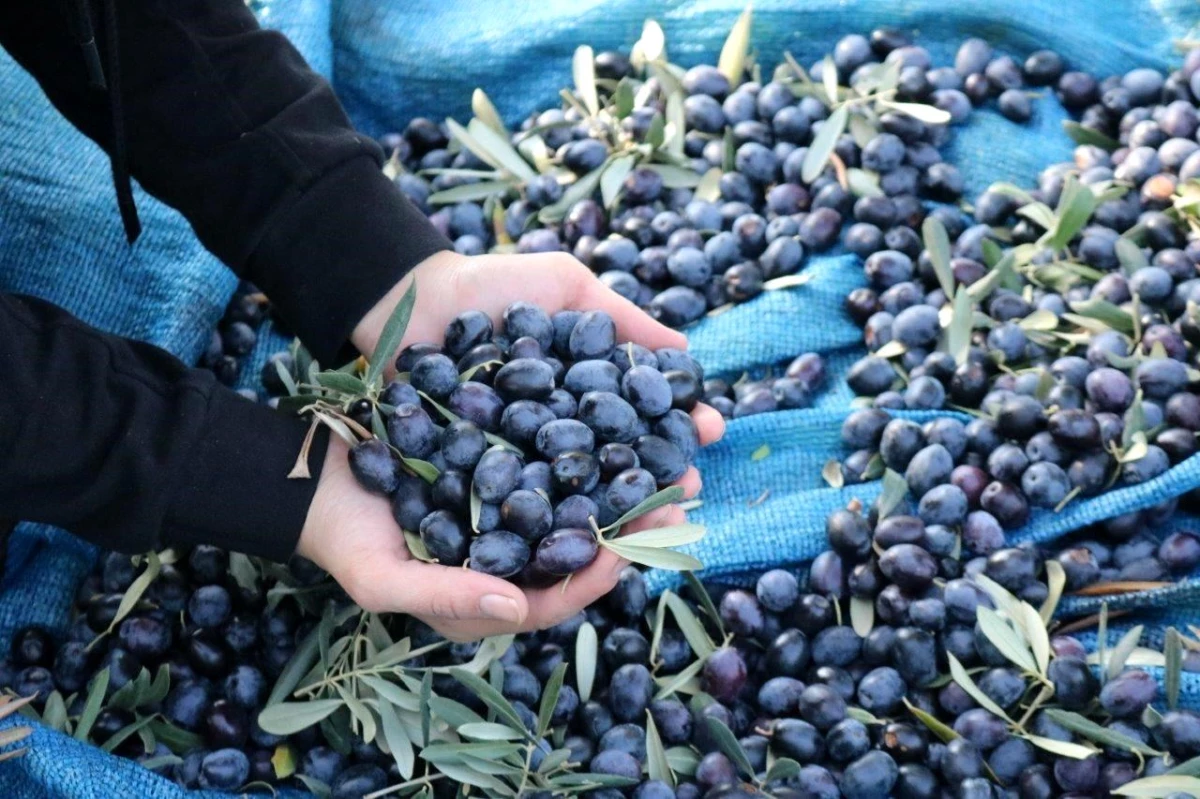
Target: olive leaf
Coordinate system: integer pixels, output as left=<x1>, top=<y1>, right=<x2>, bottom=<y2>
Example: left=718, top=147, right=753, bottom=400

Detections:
left=91, top=551, right=162, bottom=649
left=705, top=716, right=755, bottom=779
left=41, top=691, right=67, bottom=732
left=665, top=745, right=699, bottom=776
left=976, top=607, right=1039, bottom=675
left=849, top=115, right=878, bottom=148
left=601, top=154, right=637, bottom=208
left=644, top=163, right=703, bottom=188
left=1044, top=709, right=1162, bottom=755
left=572, top=45, right=600, bottom=116
left=684, top=572, right=726, bottom=638
left=575, top=621, right=598, bottom=703
left=604, top=541, right=703, bottom=571
left=537, top=663, right=568, bottom=738
left=821, top=56, right=839, bottom=106
left=1123, top=391, right=1147, bottom=449
left=645, top=711, right=675, bottom=786
left=646, top=113, right=666, bottom=149
left=457, top=722, right=524, bottom=741
left=100, top=715, right=157, bottom=755
left=922, top=217, right=954, bottom=298
left=1022, top=733, right=1099, bottom=760
left=602, top=486, right=684, bottom=531
left=610, top=523, right=705, bottom=549
left=763, top=273, right=814, bottom=291
left=880, top=100, right=952, bottom=124
left=630, top=18, right=665, bottom=66
left=664, top=592, right=716, bottom=658
left=751, top=444, right=771, bottom=462
left=875, top=468, right=909, bottom=519
left=1116, top=237, right=1148, bottom=276
left=1165, top=627, right=1183, bottom=711
left=873, top=340, right=907, bottom=360
left=846, top=707, right=882, bottom=725
left=722, top=127, right=736, bottom=172
left=653, top=656, right=706, bottom=700
left=293, top=774, right=332, bottom=798
left=802, top=105, right=849, bottom=183
left=366, top=281, right=417, bottom=387
left=258, top=699, right=344, bottom=736
left=1019, top=602, right=1051, bottom=677
left=822, top=459, right=844, bottom=488
left=948, top=653, right=1013, bottom=723
left=945, top=286, right=975, bottom=365
left=539, top=165, right=605, bottom=223
left=904, top=698, right=957, bottom=743
left=1045, top=176, right=1098, bottom=251
left=428, top=180, right=515, bottom=205
left=1068, top=298, right=1134, bottom=335
left=1017, top=201, right=1058, bottom=231
left=450, top=668, right=532, bottom=740
left=1063, top=120, right=1120, bottom=152
left=695, top=168, right=722, bottom=203
left=849, top=596, right=874, bottom=637
left=471, top=88, right=507, bottom=135
left=1167, top=755, right=1200, bottom=776
left=72, top=668, right=110, bottom=742
left=466, top=119, right=538, bottom=183
left=1107, top=625, right=1145, bottom=679
left=374, top=699, right=415, bottom=779
left=717, top=5, right=753, bottom=86
left=665, top=91, right=686, bottom=158
left=765, top=757, right=802, bottom=782
left=419, top=670, right=433, bottom=747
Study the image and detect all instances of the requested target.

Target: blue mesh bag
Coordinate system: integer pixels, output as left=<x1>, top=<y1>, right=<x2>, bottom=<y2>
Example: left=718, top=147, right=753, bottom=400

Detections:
left=4, top=0, right=1200, bottom=796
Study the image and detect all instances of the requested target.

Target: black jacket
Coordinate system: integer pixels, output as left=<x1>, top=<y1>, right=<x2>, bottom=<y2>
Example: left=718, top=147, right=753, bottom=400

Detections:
left=0, top=1, right=448, bottom=561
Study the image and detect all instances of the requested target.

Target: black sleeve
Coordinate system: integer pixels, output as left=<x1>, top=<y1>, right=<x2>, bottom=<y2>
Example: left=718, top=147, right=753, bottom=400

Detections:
left=0, top=292, right=329, bottom=561
left=0, top=0, right=449, bottom=366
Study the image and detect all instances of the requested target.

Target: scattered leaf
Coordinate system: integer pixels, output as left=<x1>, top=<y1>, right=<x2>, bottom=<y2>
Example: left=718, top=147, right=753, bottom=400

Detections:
left=1166, top=627, right=1183, bottom=711
left=1045, top=709, right=1161, bottom=755
left=576, top=622, right=598, bottom=703
left=751, top=444, right=771, bottom=462
left=948, top=653, right=1012, bottom=722
left=922, top=217, right=954, bottom=298
left=573, top=46, right=600, bottom=116
left=822, top=459, right=844, bottom=488
left=1063, top=120, right=1120, bottom=151
left=849, top=596, right=874, bottom=636
left=1023, top=733, right=1099, bottom=759
left=802, top=105, right=849, bottom=183
left=717, top=5, right=753, bottom=86
left=645, top=711, right=675, bottom=785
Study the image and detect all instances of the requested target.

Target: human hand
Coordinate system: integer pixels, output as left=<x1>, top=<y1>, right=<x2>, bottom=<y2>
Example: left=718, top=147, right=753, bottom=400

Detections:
left=305, top=249, right=724, bottom=641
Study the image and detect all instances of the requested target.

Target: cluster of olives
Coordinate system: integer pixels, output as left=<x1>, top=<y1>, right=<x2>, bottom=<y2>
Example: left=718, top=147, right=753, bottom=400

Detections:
left=333, top=302, right=704, bottom=585
left=381, top=28, right=1054, bottom=338
left=200, top=281, right=276, bottom=393
left=700, top=352, right=827, bottom=419
left=0, top=547, right=400, bottom=795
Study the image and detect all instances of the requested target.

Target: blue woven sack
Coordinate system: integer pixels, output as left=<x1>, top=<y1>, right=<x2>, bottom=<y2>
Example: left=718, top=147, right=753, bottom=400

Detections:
left=3, top=0, right=1200, bottom=795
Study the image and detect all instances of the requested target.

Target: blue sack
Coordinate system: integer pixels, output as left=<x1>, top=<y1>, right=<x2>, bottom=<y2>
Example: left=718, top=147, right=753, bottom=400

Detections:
left=3, top=1, right=1200, bottom=796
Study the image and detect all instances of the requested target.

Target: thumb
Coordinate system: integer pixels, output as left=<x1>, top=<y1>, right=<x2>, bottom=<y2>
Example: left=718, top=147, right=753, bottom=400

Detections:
left=383, top=559, right=530, bottom=626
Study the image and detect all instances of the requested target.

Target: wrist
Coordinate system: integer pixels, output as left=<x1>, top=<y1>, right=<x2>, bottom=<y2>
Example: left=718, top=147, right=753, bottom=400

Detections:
left=350, top=249, right=468, bottom=358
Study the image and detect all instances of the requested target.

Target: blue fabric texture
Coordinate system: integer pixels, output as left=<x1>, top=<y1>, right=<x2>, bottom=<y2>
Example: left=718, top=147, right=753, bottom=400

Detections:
left=3, top=1, right=1200, bottom=795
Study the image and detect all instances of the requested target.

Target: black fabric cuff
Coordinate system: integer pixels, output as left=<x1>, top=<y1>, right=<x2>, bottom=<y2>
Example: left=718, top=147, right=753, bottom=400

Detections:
left=164, top=389, right=331, bottom=562
left=247, top=155, right=451, bottom=366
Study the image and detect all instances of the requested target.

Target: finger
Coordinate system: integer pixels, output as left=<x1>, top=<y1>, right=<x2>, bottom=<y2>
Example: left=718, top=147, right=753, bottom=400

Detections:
left=674, top=467, right=702, bottom=499
left=521, top=548, right=630, bottom=631
left=363, top=557, right=530, bottom=628
left=691, top=403, right=726, bottom=446
left=569, top=272, right=688, bottom=352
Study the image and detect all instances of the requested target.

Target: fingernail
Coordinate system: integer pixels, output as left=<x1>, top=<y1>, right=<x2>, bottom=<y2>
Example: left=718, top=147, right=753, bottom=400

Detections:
left=479, top=594, right=523, bottom=623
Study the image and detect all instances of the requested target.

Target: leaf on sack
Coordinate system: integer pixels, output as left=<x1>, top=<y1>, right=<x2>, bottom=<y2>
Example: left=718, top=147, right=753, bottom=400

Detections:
left=751, top=444, right=771, bottom=462
left=576, top=622, right=598, bottom=703
left=1107, top=625, right=1145, bottom=680
left=803, top=105, right=849, bottom=183
left=717, top=5, right=753, bottom=86
left=822, top=459, right=844, bottom=488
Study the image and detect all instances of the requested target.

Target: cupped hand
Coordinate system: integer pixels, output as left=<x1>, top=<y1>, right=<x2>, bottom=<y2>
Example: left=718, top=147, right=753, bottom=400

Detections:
left=298, top=249, right=724, bottom=641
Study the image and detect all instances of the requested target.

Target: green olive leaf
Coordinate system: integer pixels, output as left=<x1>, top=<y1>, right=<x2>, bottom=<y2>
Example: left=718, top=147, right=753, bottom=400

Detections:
left=72, top=669, right=110, bottom=742
left=1108, top=625, right=1145, bottom=680
left=367, top=281, right=417, bottom=387
left=822, top=459, right=844, bottom=488
left=875, top=468, right=909, bottom=519
left=573, top=45, right=600, bottom=116
left=717, top=5, right=753, bottom=86
left=1063, top=120, right=1120, bottom=152
left=602, top=485, right=685, bottom=532
left=879, top=100, right=952, bottom=124
left=695, top=167, right=722, bottom=203
left=922, top=216, right=954, bottom=298
left=653, top=655, right=707, bottom=700
left=846, top=168, right=883, bottom=198
left=664, top=592, right=716, bottom=658
left=948, top=653, right=1013, bottom=723
left=704, top=716, right=755, bottom=779
left=976, top=607, right=1038, bottom=674
left=258, top=699, right=345, bottom=737
left=610, top=523, right=705, bottom=549
left=1022, top=733, right=1099, bottom=760
left=645, top=711, right=675, bottom=785
left=802, top=105, right=849, bottom=183
left=1044, top=709, right=1162, bottom=755
left=601, top=154, right=638, bottom=209
left=428, top=180, right=515, bottom=205
left=576, top=621, right=598, bottom=703
left=537, top=662, right=568, bottom=738
left=904, top=698, right=957, bottom=743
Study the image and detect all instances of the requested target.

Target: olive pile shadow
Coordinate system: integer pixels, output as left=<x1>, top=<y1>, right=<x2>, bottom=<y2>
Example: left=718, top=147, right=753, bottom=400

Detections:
left=5, top=20, right=1200, bottom=799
